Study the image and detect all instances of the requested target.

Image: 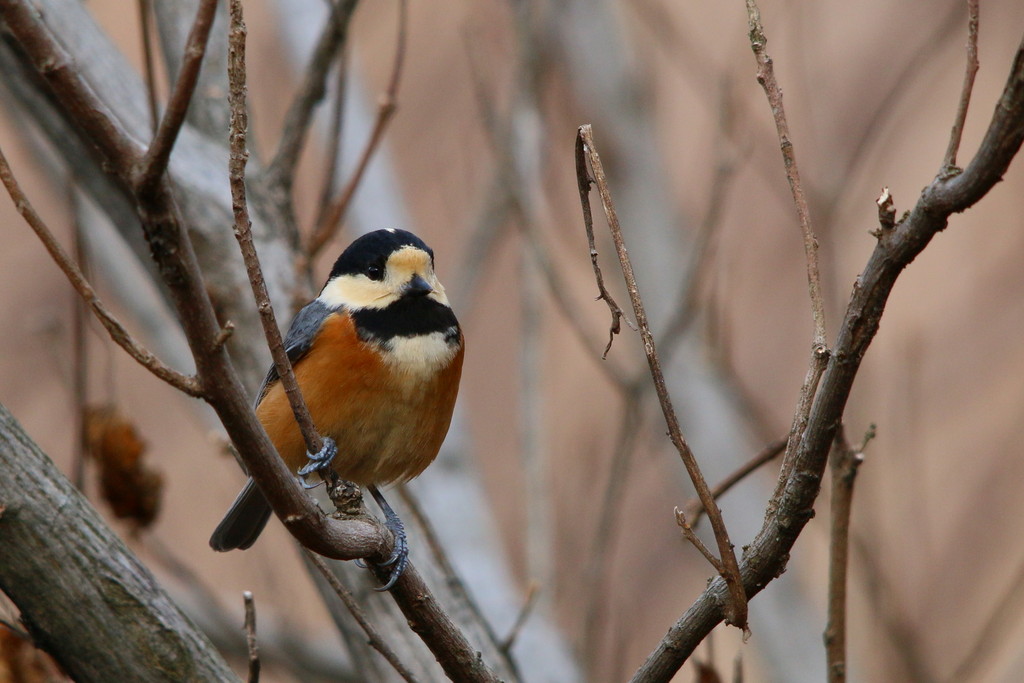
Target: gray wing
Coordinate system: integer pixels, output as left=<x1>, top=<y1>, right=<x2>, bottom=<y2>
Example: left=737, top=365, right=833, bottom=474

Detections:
left=253, top=298, right=334, bottom=407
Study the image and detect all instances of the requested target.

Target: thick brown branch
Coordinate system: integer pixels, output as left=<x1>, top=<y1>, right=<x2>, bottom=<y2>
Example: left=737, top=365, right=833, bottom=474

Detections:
left=576, top=124, right=748, bottom=631
left=631, top=30, right=1024, bottom=682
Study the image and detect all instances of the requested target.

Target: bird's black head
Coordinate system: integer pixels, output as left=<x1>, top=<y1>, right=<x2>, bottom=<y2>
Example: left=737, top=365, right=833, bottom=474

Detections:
left=318, top=229, right=449, bottom=313
left=328, top=229, right=434, bottom=281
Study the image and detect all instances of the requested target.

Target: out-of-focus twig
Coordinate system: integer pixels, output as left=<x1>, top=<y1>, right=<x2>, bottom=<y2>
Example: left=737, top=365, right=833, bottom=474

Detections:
left=824, top=424, right=872, bottom=683
left=243, top=591, right=260, bottom=683
left=267, top=0, right=358, bottom=190
left=944, top=0, right=981, bottom=167
left=576, top=124, right=748, bottom=631
left=682, top=436, right=787, bottom=528
left=137, top=0, right=160, bottom=134
left=308, top=0, right=408, bottom=259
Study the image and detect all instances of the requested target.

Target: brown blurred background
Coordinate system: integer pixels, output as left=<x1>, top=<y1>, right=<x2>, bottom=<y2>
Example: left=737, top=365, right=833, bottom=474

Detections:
left=2, top=0, right=1024, bottom=681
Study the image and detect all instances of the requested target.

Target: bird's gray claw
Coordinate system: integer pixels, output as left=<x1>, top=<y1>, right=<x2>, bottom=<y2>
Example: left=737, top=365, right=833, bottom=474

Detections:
left=298, top=437, right=337, bottom=489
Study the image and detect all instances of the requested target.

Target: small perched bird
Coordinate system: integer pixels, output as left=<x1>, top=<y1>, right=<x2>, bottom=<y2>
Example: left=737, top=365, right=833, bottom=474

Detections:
left=210, top=229, right=464, bottom=589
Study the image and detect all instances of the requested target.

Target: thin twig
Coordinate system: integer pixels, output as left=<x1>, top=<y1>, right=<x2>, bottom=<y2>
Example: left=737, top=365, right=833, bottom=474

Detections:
left=70, top=187, right=90, bottom=491
left=137, top=0, right=160, bottom=135
left=824, top=424, right=872, bottom=683
left=0, top=146, right=203, bottom=398
left=582, top=384, right=644, bottom=659
left=673, top=509, right=724, bottom=573
left=243, top=591, right=260, bottom=683
left=308, top=0, right=408, bottom=259
left=944, top=0, right=981, bottom=167
left=136, top=0, right=219, bottom=195
left=682, top=437, right=787, bottom=527
left=227, top=0, right=323, bottom=455
left=312, top=49, right=350, bottom=244
left=745, top=0, right=826, bottom=351
left=304, top=550, right=418, bottom=683
left=267, top=0, right=359, bottom=188
left=500, top=582, right=540, bottom=654
left=573, top=134, right=635, bottom=360
left=575, top=125, right=748, bottom=631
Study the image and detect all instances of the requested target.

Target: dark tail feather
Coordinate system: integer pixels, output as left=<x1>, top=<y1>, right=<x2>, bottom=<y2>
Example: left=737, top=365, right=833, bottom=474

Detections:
left=209, top=478, right=273, bottom=551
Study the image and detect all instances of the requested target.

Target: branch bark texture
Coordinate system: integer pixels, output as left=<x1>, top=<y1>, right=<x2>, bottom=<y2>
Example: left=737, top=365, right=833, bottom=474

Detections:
left=0, top=403, right=237, bottom=682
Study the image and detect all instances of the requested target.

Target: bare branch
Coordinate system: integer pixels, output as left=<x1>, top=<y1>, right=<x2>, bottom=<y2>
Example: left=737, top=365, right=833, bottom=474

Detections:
left=573, top=134, right=635, bottom=359
left=137, top=0, right=160, bottom=134
left=0, top=146, right=203, bottom=398
left=308, top=0, right=409, bottom=259
left=575, top=124, right=748, bottom=631
left=745, top=0, right=827, bottom=351
left=944, top=0, right=981, bottom=167
left=824, top=424, right=872, bottom=683
left=631, top=31, right=1024, bottom=680
left=682, top=437, right=787, bottom=528
left=304, top=551, right=417, bottom=683
left=227, top=0, right=324, bottom=455
left=500, top=582, right=540, bottom=655
left=243, top=591, right=261, bottom=683
left=267, top=0, right=358, bottom=188
left=137, top=0, right=220, bottom=194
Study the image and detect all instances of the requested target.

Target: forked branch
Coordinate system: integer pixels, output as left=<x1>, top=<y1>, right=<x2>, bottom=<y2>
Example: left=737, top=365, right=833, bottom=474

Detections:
left=575, top=124, right=748, bottom=631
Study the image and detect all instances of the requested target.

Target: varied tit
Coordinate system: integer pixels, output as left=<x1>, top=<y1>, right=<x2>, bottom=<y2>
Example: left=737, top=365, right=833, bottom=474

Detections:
left=209, top=228, right=464, bottom=589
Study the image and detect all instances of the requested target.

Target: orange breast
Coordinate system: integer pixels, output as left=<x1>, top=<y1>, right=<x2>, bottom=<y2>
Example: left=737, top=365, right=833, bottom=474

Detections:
left=255, top=313, right=464, bottom=485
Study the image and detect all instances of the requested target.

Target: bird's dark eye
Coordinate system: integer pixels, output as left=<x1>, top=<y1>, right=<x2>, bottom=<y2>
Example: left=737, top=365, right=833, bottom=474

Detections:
left=365, top=263, right=385, bottom=281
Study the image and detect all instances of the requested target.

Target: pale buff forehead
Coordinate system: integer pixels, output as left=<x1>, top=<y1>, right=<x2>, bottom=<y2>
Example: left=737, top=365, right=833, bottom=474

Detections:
left=387, top=245, right=431, bottom=273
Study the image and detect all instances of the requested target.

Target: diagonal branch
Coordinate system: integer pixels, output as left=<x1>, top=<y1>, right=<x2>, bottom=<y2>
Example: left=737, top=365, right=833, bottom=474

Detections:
left=0, top=145, right=203, bottom=398
left=745, top=0, right=826, bottom=351
left=266, top=0, right=359, bottom=188
left=576, top=124, right=748, bottom=632
left=136, top=0, right=219, bottom=195
left=631, top=30, right=1024, bottom=682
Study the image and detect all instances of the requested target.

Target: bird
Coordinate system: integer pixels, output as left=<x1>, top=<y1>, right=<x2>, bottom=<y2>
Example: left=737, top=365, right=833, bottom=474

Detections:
left=209, top=228, right=464, bottom=589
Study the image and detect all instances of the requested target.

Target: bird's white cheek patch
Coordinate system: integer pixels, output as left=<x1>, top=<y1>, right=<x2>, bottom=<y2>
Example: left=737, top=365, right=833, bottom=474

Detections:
left=384, top=331, right=459, bottom=382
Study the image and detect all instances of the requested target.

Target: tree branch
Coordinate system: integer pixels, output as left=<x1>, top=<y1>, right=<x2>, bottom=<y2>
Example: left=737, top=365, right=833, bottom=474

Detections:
left=0, top=145, right=203, bottom=398
left=136, top=0, right=219, bottom=195
left=308, top=0, right=409, bottom=259
left=630, top=29, right=1024, bottom=681
left=0, top=403, right=236, bottom=682
left=576, top=124, right=748, bottom=631
left=944, top=0, right=980, bottom=167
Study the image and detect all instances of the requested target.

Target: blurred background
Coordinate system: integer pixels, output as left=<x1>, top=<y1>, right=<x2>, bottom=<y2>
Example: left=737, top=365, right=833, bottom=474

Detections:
left=2, top=0, right=1024, bottom=680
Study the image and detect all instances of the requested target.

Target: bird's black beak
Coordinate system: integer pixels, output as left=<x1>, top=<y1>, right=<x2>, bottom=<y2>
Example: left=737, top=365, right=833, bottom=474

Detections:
left=402, top=274, right=433, bottom=297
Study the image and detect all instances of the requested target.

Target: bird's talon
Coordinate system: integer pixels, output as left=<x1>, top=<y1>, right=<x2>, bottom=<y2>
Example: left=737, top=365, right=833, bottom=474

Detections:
left=297, top=438, right=338, bottom=488
left=366, top=486, right=409, bottom=591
